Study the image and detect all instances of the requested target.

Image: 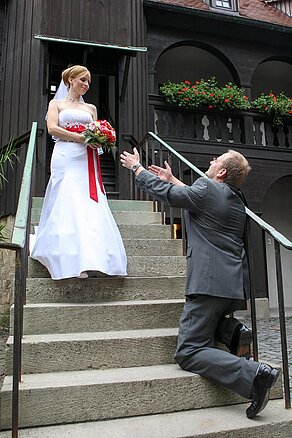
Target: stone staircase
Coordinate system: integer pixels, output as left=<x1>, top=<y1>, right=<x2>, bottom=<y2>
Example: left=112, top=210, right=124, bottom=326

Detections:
left=0, top=198, right=290, bottom=437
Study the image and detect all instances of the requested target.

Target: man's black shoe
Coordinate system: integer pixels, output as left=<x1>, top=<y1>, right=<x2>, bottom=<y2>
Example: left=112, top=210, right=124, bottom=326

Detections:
left=246, top=363, right=279, bottom=419
left=230, top=324, right=252, bottom=359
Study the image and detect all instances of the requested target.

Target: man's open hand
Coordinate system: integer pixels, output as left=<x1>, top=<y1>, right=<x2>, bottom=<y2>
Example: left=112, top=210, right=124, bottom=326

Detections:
left=148, top=161, right=173, bottom=182
left=120, top=147, right=140, bottom=170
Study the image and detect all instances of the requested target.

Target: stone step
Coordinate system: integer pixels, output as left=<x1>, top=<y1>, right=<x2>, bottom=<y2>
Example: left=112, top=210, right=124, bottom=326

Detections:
left=12, top=300, right=184, bottom=335
left=1, top=399, right=290, bottom=438
left=5, top=328, right=178, bottom=374
left=123, top=238, right=182, bottom=256
left=30, top=223, right=173, bottom=239
left=28, top=256, right=187, bottom=278
left=32, top=197, right=155, bottom=212
left=106, top=191, right=120, bottom=200
left=30, top=238, right=183, bottom=258
left=31, top=208, right=162, bottom=226
left=26, top=277, right=186, bottom=303
left=118, top=224, right=172, bottom=239
left=29, top=238, right=183, bottom=257
left=0, top=364, right=282, bottom=429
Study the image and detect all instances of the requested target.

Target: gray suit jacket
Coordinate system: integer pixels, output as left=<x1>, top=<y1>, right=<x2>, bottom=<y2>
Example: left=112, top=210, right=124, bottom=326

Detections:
left=136, top=170, right=249, bottom=301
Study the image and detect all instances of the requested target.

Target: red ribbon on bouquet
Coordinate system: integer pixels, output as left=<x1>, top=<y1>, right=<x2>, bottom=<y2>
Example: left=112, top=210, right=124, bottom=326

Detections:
left=64, top=124, right=105, bottom=202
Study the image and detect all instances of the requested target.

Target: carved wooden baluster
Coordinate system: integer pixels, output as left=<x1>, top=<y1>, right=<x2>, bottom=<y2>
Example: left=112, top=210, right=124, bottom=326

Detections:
left=194, top=113, right=205, bottom=141
left=220, top=116, right=230, bottom=143
left=253, top=120, right=263, bottom=146
left=201, top=115, right=210, bottom=141
left=276, top=124, right=286, bottom=148
left=185, top=112, right=194, bottom=139
left=284, top=124, right=291, bottom=148
left=265, top=121, right=276, bottom=146
left=155, top=109, right=171, bottom=136
left=232, top=117, right=242, bottom=144
left=214, top=115, right=222, bottom=142
left=154, top=109, right=160, bottom=135
left=165, top=111, right=174, bottom=136
left=207, top=114, right=217, bottom=141
left=176, top=112, right=185, bottom=138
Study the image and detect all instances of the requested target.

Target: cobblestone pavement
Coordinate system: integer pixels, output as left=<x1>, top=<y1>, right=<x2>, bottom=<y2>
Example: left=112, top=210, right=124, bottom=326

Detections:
left=240, top=313, right=292, bottom=390
left=0, top=314, right=291, bottom=392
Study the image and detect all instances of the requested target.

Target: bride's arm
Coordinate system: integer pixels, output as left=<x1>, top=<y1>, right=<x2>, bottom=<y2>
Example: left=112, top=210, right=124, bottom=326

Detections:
left=46, top=100, right=85, bottom=143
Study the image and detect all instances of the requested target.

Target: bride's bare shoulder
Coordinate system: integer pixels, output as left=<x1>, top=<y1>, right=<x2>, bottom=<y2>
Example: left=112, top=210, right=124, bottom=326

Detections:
left=48, top=99, right=63, bottom=115
left=85, top=103, right=97, bottom=118
left=85, top=102, right=96, bottom=111
left=48, top=99, right=59, bottom=109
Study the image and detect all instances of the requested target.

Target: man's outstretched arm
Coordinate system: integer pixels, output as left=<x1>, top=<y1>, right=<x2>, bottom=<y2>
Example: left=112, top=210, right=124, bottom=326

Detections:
left=120, top=147, right=185, bottom=185
left=120, top=148, right=206, bottom=212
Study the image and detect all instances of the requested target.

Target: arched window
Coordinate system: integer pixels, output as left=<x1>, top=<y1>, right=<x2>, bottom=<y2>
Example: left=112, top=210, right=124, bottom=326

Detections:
left=155, top=45, right=237, bottom=93
left=251, top=59, right=292, bottom=99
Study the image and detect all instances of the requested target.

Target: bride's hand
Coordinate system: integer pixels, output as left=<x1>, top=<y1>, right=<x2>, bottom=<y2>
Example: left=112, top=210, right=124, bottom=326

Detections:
left=73, top=133, right=86, bottom=144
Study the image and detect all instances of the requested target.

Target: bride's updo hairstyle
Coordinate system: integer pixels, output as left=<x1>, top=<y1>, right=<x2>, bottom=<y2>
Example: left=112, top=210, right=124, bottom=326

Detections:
left=62, top=65, right=90, bottom=87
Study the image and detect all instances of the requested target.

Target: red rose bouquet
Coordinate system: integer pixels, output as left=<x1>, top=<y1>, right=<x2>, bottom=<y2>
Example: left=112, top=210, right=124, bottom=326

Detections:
left=83, top=120, right=116, bottom=155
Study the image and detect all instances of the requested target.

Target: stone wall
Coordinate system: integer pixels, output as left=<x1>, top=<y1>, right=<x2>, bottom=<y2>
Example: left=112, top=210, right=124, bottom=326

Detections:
left=0, top=215, right=15, bottom=320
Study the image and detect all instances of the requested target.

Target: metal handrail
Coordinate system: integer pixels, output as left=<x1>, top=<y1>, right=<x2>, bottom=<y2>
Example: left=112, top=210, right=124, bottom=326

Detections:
left=0, top=122, right=38, bottom=437
left=131, top=130, right=291, bottom=409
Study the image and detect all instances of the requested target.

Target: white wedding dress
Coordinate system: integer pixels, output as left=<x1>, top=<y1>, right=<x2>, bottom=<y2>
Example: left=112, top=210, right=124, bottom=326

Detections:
left=30, top=108, right=127, bottom=280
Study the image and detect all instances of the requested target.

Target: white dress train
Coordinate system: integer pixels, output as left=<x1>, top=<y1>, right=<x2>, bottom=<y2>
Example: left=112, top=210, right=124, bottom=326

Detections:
left=30, top=109, right=127, bottom=280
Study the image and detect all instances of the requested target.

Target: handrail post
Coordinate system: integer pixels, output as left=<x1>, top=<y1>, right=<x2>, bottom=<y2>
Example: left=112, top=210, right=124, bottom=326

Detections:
left=3, top=121, right=38, bottom=437
left=246, top=219, right=259, bottom=362
left=274, top=240, right=291, bottom=409
left=151, top=143, right=157, bottom=212
left=145, top=139, right=149, bottom=201
left=11, top=248, right=25, bottom=438
left=159, top=144, right=165, bottom=224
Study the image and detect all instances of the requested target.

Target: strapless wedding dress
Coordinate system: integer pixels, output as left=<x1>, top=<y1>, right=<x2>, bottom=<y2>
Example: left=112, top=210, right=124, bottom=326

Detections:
left=30, top=108, right=127, bottom=280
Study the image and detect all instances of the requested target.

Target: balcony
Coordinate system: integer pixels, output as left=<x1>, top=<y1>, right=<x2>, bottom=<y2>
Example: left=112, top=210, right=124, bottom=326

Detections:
left=149, top=95, right=292, bottom=151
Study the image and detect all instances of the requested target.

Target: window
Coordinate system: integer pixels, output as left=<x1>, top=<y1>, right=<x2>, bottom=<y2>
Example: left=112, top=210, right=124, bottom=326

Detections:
left=216, top=0, right=232, bottom=8
left=209, top=0, right=238, bottom=12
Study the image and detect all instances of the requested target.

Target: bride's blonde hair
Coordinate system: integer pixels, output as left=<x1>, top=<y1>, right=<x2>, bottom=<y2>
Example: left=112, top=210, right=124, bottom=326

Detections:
left=62, top=65, right=90, bottom=86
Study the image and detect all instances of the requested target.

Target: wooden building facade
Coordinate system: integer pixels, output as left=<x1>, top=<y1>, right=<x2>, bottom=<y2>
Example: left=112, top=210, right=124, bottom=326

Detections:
left=0, top=0, right=148, bottom=206
left=1, top=0, right=292, bottom=307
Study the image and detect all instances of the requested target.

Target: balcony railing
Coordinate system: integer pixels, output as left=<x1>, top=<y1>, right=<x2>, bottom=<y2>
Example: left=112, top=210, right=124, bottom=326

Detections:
left=149, top=95, right=292, bottom=149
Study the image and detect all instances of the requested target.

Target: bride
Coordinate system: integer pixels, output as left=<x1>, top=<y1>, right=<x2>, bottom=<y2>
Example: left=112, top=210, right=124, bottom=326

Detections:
left=31, top=65, right=127, bottom=280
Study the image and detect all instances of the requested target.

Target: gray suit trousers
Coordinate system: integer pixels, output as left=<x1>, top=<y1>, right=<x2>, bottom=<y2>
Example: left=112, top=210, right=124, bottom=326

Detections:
left=175, top=295, right=259, bottom=399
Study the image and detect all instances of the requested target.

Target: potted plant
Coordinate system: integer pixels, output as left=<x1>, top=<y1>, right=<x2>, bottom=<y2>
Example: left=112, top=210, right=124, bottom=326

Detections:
left=252, top=92, right=292, bottom=126
left=0, top=139, right=18, bottom=240
left=160, top=78, right=292, bottom=126
left=159, top=77, right=251, bottom=111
